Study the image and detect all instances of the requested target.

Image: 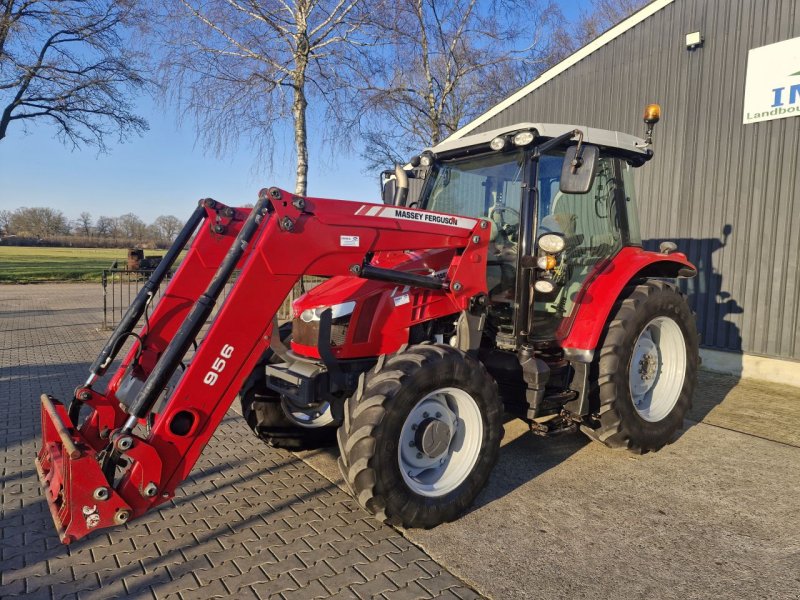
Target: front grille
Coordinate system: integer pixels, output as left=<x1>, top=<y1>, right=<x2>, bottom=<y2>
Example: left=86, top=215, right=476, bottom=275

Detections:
left=292, top=318, right=319, bottom=346
left=292, top=317, right=350, bottom=347
left=331, top=323, right=349, bottom=345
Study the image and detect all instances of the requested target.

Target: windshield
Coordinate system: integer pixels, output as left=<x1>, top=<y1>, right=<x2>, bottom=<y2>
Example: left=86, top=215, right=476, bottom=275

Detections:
left=421, top=151, right=525, bottom=222
left=419, top=151, right=526, bottom=313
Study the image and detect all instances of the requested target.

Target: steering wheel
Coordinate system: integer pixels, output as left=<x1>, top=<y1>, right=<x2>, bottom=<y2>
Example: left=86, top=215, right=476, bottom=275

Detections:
left=488, top=204, right=520, bottom=244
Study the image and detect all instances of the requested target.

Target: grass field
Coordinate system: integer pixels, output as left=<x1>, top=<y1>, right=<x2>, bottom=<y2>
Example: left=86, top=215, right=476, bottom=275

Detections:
left=0, top=247, right=136, bottom=283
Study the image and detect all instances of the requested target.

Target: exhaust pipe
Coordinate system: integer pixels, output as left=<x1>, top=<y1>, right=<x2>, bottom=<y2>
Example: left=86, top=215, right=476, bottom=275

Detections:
left=392, top=164, right=409, bottom=206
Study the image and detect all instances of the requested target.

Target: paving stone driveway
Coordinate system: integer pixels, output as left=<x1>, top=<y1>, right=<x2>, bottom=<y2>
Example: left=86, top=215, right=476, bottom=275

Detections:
left=0, top=284, right=483, bottom=600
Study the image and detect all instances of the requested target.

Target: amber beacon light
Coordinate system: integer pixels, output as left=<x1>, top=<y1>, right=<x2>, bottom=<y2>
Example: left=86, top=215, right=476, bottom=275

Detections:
left=644, top=103, right=661, bottom=125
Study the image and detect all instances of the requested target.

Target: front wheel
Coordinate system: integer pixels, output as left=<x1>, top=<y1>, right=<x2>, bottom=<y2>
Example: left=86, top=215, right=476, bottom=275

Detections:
left=337, top=344, right=503, bottom=528
left=587, top=280, right=699, bottom=453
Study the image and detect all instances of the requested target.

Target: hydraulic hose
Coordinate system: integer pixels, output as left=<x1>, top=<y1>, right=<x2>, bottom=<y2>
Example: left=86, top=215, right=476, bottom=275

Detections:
left=125, top=193, right=272, bottom=421
left=87, top=203, right=207, bottom=381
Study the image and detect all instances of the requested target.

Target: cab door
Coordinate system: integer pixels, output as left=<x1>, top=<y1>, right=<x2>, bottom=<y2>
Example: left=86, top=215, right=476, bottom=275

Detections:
left=531, top=153, right=634, bottom=341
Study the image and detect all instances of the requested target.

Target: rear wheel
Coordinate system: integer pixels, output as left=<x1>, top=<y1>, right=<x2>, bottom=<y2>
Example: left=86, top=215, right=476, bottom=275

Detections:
left=587, top=280, right=698, bottom=453
left=337, top=344, right=503, bottom=528
left=239, top=324, right=336, bottom=450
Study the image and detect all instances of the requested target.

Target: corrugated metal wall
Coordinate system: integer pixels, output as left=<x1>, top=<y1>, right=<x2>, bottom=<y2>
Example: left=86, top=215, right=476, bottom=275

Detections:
left=468, top=0, right=800, bottom=360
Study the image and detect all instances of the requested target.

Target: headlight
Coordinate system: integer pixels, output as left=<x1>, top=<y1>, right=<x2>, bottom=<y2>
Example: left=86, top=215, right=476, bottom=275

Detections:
left=420, top=152, right=434, bottom=167
left=512, top=130, right=535, bottom=146
left=537, top=232, right=566, bottom=254
left=490, top=136, right=508, bottom=151
left=537, top=255, right=557, bottom=270
left=300, top=308, right=319, bottom=323
left=534, top=279, right=556, bottom=294
left=300, top=301, right=356, bottom=323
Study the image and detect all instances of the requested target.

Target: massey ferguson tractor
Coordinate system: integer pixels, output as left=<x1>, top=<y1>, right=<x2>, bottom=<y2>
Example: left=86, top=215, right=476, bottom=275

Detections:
left=37, top=105, right=699, bottom=543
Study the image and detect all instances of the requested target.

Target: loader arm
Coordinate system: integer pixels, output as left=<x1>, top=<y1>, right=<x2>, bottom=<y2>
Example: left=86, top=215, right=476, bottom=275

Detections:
left=36, top=187, right=490, bottom=543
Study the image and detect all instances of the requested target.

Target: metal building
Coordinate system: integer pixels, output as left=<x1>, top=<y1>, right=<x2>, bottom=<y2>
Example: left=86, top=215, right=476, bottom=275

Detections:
left=443, top=0, right=800, bottom=383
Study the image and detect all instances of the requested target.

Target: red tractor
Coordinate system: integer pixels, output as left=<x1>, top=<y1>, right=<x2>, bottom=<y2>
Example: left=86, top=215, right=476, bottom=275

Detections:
left=37, top=106, right=698, bottom=543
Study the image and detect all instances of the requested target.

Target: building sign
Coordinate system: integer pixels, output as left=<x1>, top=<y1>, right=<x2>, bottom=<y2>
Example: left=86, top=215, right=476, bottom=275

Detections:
left=743, top=36, right=800, bottom=124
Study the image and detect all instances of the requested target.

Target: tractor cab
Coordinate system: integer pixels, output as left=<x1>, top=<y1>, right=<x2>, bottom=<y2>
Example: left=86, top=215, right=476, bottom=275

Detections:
left=407, top=122, right=651, bottom=351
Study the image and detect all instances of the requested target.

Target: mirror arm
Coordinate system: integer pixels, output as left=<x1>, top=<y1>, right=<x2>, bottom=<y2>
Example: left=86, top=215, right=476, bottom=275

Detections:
left=571, top=130, right=585, bottom=174
left=533, top=129, right=581, bottom=158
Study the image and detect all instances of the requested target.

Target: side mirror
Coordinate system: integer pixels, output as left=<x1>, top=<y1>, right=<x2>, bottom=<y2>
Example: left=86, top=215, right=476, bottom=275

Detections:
left=559, top=144, right=598, bottom=194
left=380, top=170, right=396, bottom=204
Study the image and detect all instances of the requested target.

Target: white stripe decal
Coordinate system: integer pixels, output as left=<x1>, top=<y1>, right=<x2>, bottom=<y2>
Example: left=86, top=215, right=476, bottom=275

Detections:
left=366, top=206, right=382, bottom=216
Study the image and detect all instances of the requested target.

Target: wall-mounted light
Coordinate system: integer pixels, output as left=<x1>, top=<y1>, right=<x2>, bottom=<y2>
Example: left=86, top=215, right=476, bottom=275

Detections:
left=686, top=31, right=703, bottom=50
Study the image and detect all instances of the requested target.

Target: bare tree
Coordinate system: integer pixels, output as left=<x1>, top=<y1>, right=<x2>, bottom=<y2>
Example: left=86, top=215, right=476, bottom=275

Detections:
left=152, top=214, right=183, bottom=242
left=95, top=215, right=115, bottom=237
left=77, top=211, right=93, bottom=237
left=0, top=0, right=149, bottom=148
left=0, top=209, right=11, bottom=234
left=145, top=223, right=163, bottom=245
left=117, top=212, right=146, bottom=239
left=160, top=0, right=374, bottom=196
left=354, top=0, right=563, bottom=169
left=9, top=206, right=69, bottom=237
left=561, top=0, right=648, bottom=51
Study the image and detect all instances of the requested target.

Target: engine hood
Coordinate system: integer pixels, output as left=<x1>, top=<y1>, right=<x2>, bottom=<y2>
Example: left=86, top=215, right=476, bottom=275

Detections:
left=292, top=248, right=455, bottom=314
left=289, top=248, right=459, bottom=360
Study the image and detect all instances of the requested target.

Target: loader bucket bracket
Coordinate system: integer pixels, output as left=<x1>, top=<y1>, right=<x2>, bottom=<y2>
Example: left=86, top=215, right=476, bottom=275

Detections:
left=36, top=394, right=132, bottom=543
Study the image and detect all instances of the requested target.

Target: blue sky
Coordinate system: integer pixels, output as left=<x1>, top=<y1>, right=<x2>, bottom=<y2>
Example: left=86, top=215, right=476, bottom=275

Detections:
left=0, top=1, right=589, bottom=224
left=0, top=96, right=379, bottom=222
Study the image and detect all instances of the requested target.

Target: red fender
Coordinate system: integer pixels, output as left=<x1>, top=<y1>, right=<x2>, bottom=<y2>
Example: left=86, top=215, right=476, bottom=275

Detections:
left=559, top=246, right=696, bottom=358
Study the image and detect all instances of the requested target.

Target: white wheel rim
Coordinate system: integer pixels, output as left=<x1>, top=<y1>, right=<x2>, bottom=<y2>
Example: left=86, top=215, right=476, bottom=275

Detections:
left=628, top=316, right=687, bottom=422
left=281, top=398, right=335, bottom=428
left=397, top=387, right=483, bottom=498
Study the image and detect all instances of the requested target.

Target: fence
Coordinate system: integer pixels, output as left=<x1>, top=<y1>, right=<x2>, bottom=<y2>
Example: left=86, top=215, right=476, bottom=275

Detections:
left=101, top=268, right=325, bottom=329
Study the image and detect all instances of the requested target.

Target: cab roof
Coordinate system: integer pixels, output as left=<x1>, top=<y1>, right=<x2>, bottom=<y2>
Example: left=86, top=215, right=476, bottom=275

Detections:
left=428, top=122, right=649, bottom=159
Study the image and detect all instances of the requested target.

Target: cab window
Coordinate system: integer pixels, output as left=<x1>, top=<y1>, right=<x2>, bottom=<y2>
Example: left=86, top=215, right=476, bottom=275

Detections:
left=533, top=153, right=630, bottom=340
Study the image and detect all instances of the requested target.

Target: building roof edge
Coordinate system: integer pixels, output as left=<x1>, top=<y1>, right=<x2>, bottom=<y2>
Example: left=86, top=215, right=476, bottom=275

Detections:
left=442, top=0, right=676, bottom=142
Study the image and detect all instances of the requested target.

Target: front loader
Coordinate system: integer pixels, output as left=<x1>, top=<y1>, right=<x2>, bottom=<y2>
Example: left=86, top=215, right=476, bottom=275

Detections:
left=37, top=105, right=699, bottom=543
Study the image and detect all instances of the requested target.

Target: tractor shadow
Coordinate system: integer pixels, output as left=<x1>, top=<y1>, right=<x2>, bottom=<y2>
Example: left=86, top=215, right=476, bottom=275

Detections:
left=470, top=416, right=589, bottom=511
left=644, top=224, right=743, bottom=429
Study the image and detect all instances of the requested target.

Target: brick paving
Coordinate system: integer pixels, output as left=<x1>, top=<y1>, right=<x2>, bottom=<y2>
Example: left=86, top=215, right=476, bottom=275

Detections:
left=0, top=284, right=484, bottom=600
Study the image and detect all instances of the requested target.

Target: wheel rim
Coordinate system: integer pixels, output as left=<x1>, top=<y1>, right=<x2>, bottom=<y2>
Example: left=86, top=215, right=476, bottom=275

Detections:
left=397, top=387, right=483, bottom=498
left=628, top=316, right=687, bottom=422
left=281, top=398, right=335, bottom=429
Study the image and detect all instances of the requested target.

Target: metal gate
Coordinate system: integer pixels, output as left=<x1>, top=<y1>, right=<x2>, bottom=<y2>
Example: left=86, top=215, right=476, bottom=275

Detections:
left=101, top=269, right=324, bottom=329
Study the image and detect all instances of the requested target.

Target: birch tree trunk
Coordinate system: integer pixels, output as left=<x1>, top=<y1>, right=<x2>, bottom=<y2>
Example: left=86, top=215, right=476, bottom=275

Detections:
left=292, top=70, right=309, bottom=196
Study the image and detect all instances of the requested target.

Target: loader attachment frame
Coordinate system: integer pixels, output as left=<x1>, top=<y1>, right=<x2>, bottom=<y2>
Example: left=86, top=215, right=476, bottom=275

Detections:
left=36, top=187, right=490, bottom=543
